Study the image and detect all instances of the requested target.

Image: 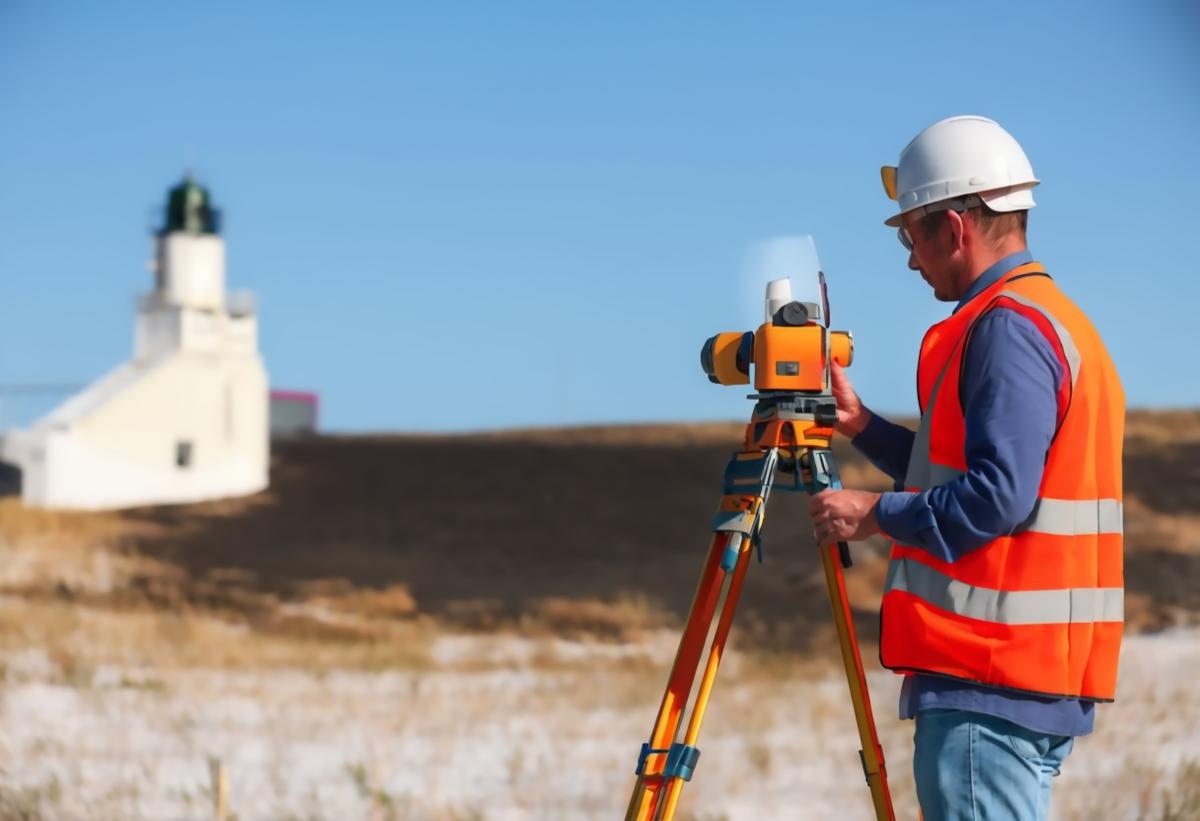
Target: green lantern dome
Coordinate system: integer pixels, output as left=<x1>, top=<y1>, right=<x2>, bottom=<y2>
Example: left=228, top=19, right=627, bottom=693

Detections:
left=161, top=174, right=221, bottom=235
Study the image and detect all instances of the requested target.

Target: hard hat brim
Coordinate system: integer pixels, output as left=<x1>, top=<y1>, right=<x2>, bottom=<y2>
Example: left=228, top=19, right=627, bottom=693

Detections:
left=882, top=182, right=1039, bottom=227
left=979, top=184, right=1038, bottom=213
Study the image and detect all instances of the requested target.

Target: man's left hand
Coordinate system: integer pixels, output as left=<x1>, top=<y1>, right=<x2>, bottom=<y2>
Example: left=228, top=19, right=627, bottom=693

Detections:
left=809, top=489, right=882, bottom=544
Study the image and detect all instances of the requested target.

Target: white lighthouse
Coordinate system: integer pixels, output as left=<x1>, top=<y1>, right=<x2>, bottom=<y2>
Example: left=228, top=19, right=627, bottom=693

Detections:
left=1, top=177, right=269, bottom=510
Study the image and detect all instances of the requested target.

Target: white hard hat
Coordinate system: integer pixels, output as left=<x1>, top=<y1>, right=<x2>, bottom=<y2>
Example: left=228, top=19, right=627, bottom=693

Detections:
left=881, top=115, right=1038, bottom=227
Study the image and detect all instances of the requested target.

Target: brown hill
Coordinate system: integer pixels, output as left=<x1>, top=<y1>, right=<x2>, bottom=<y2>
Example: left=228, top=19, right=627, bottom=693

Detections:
left=6, top=410, right=1164, bottom=651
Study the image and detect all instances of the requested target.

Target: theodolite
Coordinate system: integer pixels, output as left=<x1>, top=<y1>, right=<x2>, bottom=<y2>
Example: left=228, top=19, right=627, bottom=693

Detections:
left=625, top=239, right=895, bottom=821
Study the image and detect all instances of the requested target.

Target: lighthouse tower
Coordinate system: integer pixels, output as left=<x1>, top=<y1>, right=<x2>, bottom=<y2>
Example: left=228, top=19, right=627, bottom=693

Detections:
left=1, top=177, right=269, bottom=510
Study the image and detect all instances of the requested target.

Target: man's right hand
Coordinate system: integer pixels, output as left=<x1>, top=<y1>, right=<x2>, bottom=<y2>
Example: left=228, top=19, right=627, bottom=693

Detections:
left=831, top=361, right=870, bottom=438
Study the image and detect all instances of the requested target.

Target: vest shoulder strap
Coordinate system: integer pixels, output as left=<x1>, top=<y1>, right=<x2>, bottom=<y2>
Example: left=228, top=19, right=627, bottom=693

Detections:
left=956, top=269, right=1075, bottom=428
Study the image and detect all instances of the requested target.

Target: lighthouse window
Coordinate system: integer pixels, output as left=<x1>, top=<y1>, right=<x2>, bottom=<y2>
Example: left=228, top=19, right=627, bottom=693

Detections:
left=175, top=440, right=193, bottom=469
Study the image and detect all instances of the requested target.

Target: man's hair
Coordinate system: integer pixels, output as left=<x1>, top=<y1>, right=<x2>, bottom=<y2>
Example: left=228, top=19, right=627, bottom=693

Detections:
left=969, top=206, right=1028, bottom=246
left=919, top=204, right=1028, bottom=248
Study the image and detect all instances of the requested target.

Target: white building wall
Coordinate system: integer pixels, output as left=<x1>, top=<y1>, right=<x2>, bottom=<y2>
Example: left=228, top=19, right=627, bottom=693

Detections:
left=17, top=351, right=267, bottom=510
left=134, top=305, right=182, bottom=361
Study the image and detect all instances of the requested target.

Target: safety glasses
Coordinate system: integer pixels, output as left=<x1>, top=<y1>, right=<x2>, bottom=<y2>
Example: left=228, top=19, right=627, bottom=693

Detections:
left=890, top=195, right=985, bottom=252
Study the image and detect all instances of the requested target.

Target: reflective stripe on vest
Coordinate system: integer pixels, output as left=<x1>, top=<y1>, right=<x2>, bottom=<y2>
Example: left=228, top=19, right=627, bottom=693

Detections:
left=1019, top=497, right=1124, bottom=536
left=986, top=290, right=1081, bottom=389
left=891, top=491, right=1124, bottom=537
left=886, top=557, right=1124, bottom=625
left=903, top=350, right=953, bottom=490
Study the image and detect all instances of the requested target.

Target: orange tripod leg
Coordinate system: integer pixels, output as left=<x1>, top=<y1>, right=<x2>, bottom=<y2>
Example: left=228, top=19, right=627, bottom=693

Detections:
left=625, top=530, right=735, bottom=820
left=658, top=533, right=754, bottom=818
left=820, top=541, right=895, bottom=821
left=627, top=449, right=777, bottom=821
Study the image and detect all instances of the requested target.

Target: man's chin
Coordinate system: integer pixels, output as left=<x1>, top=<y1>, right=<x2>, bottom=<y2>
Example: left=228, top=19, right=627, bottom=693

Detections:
left=918, top=272, right=953, bottom=302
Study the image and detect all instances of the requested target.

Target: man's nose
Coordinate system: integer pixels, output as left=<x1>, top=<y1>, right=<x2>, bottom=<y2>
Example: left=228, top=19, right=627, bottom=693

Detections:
left=908, top=251, right=919, bottom=271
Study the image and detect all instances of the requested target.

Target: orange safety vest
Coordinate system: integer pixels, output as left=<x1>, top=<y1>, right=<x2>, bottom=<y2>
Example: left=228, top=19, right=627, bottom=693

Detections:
left=879, top=261, right=1125, bottom=701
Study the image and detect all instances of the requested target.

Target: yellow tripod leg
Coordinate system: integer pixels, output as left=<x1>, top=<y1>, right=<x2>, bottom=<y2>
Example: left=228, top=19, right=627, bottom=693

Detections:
left=628, top=448, right=775, bottom=820
left=820, top=541, right=895, bottom=821
left=625, top=530, right=734, bottom=820
left=657, top=531, right=754, bottom=819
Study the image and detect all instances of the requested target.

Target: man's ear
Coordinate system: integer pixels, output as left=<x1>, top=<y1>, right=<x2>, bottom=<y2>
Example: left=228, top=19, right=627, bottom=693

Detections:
left=945, top=209, right=967, bottom=253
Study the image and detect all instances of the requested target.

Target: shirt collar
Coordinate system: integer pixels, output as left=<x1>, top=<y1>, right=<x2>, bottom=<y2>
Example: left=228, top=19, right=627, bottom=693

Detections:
left=954, top=249, right=1035, bottom=313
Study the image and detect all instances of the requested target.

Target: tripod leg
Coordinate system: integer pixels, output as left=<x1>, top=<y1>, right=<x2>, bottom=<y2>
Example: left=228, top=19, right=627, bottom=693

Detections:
left=804, top=447, right=895, bottom=821
left=820, top=542, right=894, bottom=820
left=625, top=530, right=733, bottom=820
left=658, top=532, right=754, bottom=818
left=627, top=449, right=777, bottom=821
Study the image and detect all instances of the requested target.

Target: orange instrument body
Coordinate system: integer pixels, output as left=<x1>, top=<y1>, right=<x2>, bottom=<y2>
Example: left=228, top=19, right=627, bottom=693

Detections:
left=702, top=308, right=853, bottom=394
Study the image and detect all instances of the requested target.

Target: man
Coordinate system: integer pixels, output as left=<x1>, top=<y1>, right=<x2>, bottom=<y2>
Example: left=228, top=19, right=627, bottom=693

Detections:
left=809, top=115, right=1124, bottom=820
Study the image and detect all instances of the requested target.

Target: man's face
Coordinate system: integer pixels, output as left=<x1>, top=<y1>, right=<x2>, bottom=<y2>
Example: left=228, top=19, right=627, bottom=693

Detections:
left=901, top=211, right=959, bottom=302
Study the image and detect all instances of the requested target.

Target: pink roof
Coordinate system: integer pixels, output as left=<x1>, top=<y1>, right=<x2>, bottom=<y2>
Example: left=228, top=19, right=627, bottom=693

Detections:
left=270, top=390, right=319, bottom=405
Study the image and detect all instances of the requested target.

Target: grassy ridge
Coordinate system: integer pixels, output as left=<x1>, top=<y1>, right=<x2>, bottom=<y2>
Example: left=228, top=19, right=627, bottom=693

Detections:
left=1, top=410, right=1198, bottom=663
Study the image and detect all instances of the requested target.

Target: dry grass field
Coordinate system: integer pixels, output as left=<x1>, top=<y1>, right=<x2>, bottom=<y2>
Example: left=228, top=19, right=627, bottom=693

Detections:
left=0, top=410, right=1198, bottom=819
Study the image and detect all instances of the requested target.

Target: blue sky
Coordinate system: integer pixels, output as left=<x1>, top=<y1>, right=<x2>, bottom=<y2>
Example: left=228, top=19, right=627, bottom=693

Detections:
left=1, top=2, right=1197, bottom=431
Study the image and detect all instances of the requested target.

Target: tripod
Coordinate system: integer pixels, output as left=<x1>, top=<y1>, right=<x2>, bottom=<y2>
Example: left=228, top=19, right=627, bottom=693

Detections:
left=624, top=393, right=895, bottom=821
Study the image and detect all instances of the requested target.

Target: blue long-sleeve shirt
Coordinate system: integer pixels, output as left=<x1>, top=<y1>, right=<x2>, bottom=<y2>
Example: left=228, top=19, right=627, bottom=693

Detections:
left=855, top=250, right=1095, bottom=737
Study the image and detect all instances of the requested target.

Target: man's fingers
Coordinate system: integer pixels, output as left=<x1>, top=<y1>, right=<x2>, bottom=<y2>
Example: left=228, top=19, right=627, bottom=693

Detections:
left=831, top=361, right=854, bottom=392
left=809, top=489, right=833, bottom=515
left=811, top=501, right=841, bottom=519
left=814, top=518, right=845, bottom=543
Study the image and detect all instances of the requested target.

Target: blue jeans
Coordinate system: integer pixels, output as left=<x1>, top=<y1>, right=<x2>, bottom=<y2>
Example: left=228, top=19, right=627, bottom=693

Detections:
left=914, top=708, right=1074, bottom=821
